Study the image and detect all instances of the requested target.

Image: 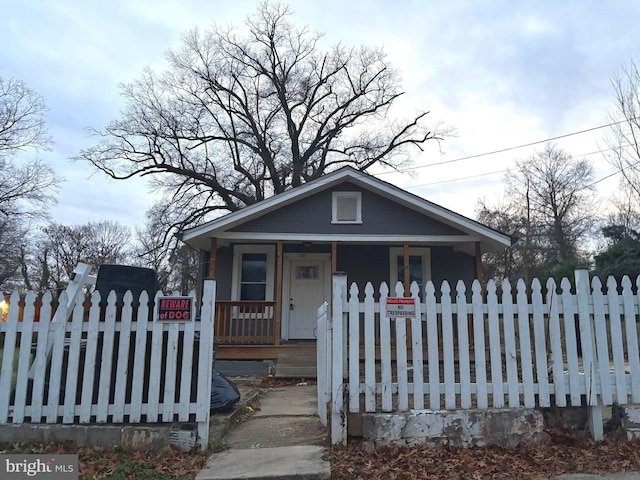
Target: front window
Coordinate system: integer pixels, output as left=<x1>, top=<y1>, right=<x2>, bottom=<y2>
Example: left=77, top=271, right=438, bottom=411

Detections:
left=240, top=253, right=267, bottom=300
left=396, top=255, right=424, bottom=287
left=232, top=245, right=275, bottom=301
left=389, top=247, right=431, bottom=293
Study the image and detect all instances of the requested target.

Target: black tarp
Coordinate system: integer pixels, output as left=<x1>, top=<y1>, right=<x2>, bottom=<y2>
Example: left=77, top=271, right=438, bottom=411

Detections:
left=210, top=369, right=240, bottom=412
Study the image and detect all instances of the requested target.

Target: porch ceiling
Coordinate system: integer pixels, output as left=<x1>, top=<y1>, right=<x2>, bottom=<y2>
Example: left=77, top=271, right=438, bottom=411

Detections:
left=191, top=234, right=492, bottom=256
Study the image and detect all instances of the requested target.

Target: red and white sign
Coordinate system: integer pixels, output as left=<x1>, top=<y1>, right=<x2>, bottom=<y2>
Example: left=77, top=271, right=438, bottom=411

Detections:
left=385, top=297, right=416, bottom=318
left=156, top=296, right=193, bottom=321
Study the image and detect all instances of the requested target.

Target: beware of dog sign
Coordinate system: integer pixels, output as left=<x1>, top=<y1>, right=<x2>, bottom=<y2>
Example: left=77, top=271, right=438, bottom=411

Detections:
left=156, top=296, right=193, bottom=321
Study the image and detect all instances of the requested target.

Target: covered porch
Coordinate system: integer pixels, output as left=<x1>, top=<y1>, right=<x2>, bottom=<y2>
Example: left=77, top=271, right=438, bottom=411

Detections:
left=206, top=238, right=487, bottom=360
left=179, top=167, right=513, bottom=363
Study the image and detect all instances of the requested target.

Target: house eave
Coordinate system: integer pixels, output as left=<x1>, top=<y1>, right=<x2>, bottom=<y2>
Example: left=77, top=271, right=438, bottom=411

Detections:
left=181, top=167, right=513, bottom=251
left=186, top=231, right=508, bottom=254
left=217, top=232, right=481, bottom=243
left=181, top=170, right=361, bottom=242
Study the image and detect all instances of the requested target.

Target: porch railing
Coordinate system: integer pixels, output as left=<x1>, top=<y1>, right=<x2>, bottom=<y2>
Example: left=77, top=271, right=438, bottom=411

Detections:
left=214, top=301, right=276, bottom=345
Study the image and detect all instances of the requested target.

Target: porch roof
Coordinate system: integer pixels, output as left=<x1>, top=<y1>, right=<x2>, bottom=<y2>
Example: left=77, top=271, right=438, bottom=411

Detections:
left=180, top=167, right=513, bottom=254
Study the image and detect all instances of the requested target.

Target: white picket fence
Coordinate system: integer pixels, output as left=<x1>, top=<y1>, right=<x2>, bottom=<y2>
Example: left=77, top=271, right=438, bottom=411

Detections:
left=318, top=270, right=640, bottom=445
left=0, top=279, right=216, bottom=450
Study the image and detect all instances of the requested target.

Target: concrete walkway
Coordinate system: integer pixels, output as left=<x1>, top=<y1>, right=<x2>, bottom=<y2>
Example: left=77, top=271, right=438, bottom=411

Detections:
left=196, top=384, right=330, bottom=480
left=197, top=383, right=640, bottom=480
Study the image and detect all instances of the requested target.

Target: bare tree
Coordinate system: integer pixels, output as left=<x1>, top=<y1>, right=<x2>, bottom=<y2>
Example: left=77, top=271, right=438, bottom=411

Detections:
left=476, top=197, right=541, bottom=284
left=132, top=204, right=174, bottom=290
left=166, top=245, right=199, bottom=294
left=41, top=221, right=132, bottom=289
left=0, top=77, right=50, bottom=155
left=0, top=76, right=59, bottom=218
left=133, top=203, right=198, bottom=293
left=606, top=59, right=640, bottom=199
left=12, top=229, right=50, bottom=292
left=478, top=145, right=596, bottom=283
left=507, top=144, right=595, bottom=268
left=78, top=2, right=445, bottom=236
left=600, top=184, right=640, bottom=244
left=0, top=158, right=59, bottom=217
left=0, top=216, right=28, bottom=289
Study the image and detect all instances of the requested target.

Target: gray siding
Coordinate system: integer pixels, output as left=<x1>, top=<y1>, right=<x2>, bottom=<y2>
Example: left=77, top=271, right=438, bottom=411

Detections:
left=430, top=247, right=476, bottom=286
left=230, top=182, right=466, bottom=236
left=337, top=245, right=475, bottom=289
left=213, top=243, right=476, bottom=302
left=214, top=246, right=233, bottom=300
left=336, top=245, right=389, bottom=289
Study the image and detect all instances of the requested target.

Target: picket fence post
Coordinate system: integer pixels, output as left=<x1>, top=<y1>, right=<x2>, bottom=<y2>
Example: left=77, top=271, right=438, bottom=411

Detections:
left=379, top=282, right=392, bottom=412
left=348, top=283, right=361, bottom=413
left=623, top=277, right=640, bottom=402
left=394, top=282, right=409, bottom=411
left=197, top=278, right=216, bottom=451
left=364, top=282, right=376, bottom=412
left=331, top=272, right=347, bottom=445
left=575, top=269, right=603, bottom=440
left=316, top=302, right=329, bottom=427
left=0, top=292, right=20, bottom=423
left=410, top=281, right=424, bottom=410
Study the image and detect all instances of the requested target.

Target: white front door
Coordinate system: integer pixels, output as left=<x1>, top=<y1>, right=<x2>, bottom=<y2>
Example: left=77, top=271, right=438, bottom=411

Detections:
left=284, top=253, right=331, bottom=340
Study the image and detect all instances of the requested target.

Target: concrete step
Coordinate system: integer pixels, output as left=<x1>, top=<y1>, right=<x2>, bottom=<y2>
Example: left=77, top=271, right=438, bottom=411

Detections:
left=274, top=364, right=317, bottom=378
left=196, top=445, right=330, bottom=480
left=214, top=360, right=271, bottom=377
left=224, top=416, right=325, bottom=448
left=275, top=351, right=317, bottom=378
left=277, top=352, right=317, bottom=362
left=197, top=385, right=329, bottom=480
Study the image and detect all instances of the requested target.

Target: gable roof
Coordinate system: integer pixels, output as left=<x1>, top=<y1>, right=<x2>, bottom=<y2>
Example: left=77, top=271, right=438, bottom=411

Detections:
left=180, top=166, right=513, bottom=253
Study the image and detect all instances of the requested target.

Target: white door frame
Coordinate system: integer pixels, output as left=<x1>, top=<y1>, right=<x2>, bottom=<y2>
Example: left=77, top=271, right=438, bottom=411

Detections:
left=281, top=252, right=331, bottom=341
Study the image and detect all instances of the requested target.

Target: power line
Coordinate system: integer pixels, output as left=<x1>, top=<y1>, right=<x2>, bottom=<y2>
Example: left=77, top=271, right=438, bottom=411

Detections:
left=409, top=169, right=507, bottom=188
left=405, top=146, right=624, bottom=190
left=587, top=169, right=621, bottom=187
left=379, top=118, right=630, bottom=176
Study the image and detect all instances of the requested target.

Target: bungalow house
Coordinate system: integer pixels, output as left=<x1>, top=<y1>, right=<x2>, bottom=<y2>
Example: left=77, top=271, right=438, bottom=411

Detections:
left=180, top=167, right=512, bottom=366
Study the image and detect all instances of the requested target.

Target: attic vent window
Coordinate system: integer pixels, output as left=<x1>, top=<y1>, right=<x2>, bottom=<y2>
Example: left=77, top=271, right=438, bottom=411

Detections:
left=332, top=191, right=362, bottom=224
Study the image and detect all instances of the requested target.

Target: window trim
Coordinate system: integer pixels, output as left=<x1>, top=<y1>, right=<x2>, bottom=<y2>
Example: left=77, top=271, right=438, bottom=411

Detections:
left=231, top=244, right=276, bottom=301
left=331, top=191, right=362, bottom=224
left=389, top=247, right=431, bottom=292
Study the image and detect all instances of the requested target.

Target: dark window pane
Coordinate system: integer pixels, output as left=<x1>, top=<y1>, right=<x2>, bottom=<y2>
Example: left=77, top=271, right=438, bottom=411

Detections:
left=396, top=255, right=423, bottom=285
left=296, top=266, right=318, bottom=280
left=241, top=284, right=266, bottom=301
left=241, top=253, right=267, bottom=282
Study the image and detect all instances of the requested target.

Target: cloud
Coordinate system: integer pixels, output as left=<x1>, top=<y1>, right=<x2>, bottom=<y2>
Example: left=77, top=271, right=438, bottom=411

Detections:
left=2, top=0, right=640, bottom=229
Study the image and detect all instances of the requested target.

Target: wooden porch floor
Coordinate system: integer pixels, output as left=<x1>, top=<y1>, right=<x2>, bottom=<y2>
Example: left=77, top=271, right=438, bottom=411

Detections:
left=215, top=341, right=317, bottom=378
left=215, top=343, right=477, bottom=362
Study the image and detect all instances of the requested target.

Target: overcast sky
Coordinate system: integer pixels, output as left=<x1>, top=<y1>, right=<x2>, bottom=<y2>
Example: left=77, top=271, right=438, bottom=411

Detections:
left=2, top=0, right=639, bottom=230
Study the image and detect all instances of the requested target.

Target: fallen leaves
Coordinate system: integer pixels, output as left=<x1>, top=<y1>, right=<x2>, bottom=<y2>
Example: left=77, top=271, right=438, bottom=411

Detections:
left=3, top=426, right=640, bottom=479
left=0, top=441, right=209, bottom=479
left=330, top=429, right=640, bottom=479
